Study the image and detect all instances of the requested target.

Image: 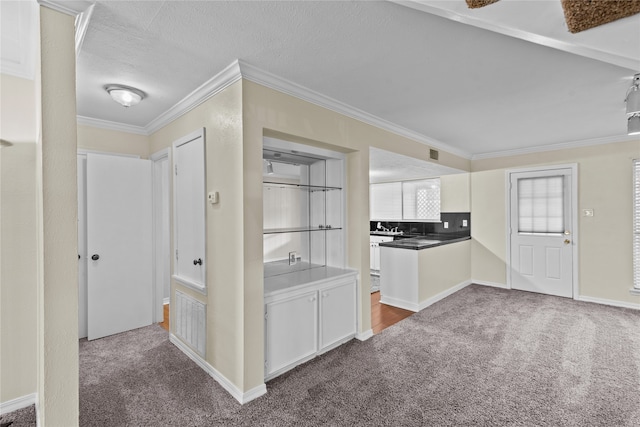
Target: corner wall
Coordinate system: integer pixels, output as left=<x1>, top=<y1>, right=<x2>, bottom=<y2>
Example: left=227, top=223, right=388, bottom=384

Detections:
left=471, top=139, right=640, bottom=307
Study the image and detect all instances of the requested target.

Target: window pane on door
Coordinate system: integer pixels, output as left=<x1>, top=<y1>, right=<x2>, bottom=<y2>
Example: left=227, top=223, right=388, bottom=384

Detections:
left=518, top=176, right=564, bottom=233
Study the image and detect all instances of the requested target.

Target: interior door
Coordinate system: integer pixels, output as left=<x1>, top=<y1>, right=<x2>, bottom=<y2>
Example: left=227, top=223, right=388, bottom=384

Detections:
left=509, top=168, right=573, bottom=298
left=87, top=154, right=153, bottom=340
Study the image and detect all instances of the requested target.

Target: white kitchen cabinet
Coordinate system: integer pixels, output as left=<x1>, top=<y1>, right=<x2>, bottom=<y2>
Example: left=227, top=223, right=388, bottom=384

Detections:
left=264, top=269, right=357, bottom=380
left=265, top=290, right=318, bottom=378
left=370, top=235, right=393, bottom=272
left=319, top=279, right=356, bottom=351
left=370, top=182, right=402, bottom=220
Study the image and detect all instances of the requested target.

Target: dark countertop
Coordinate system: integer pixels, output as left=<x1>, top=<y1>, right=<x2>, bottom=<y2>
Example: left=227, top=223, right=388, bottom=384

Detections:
left=378, top=234, right=470, bottom=250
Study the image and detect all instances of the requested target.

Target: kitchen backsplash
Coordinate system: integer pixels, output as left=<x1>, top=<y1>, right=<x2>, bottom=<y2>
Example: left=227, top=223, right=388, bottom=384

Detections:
left=370, top=212, right=470, bottom=237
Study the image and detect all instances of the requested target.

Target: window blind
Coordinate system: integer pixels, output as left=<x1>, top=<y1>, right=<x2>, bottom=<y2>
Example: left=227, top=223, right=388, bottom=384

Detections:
left=402, top=179, right=440, bottom=221
left=634, top=160, right=640, bottom=289
left=517, top=176, right=564, bottom=233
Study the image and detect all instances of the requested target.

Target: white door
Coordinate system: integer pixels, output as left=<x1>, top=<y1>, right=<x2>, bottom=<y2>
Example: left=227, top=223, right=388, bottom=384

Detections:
left=509, top=167, right=574, bottom=298
left=87, top=154, right=153, bottom=340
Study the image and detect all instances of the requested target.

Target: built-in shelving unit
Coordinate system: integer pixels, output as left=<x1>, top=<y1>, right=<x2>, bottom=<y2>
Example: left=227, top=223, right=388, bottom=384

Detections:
left=262, top=137, right=356, bottom=381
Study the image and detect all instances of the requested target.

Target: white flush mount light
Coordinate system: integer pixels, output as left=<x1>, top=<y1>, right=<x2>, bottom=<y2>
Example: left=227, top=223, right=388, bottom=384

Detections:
left=105, top=84, right=146, bottom=107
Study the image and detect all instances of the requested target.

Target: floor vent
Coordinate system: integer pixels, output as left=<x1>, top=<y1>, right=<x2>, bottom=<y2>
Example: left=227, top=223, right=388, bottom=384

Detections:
left=175, top=290, right=206, bottom=357
left=429, top=149, right=439, bottom=161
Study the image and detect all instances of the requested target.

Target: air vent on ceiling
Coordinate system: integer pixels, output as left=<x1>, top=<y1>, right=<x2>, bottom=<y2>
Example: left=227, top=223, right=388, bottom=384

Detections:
left=429, top=149, right=439, bottom=161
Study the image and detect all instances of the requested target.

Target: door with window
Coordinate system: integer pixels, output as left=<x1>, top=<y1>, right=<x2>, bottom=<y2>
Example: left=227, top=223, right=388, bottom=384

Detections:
left=509, top=167, right=574, bottom=298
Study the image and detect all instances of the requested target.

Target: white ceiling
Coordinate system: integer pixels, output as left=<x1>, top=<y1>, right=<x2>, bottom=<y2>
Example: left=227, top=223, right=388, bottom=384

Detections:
left=3, top=0, right=640, bottom=159
left=370, top=148, right=464, bottom=183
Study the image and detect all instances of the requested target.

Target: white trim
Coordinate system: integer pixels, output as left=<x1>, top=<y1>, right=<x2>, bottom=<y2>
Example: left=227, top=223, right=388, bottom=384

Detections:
left=163, top=297, right=170, bottom=305
left=152, top=148, right=171, bottom=323
left=37, top=0, right=93, bottom=17
left=241, top=60, right=470, bottom=160
left=381, top=279, right=471, bottom=313
left=146, top=61, right=242, bottom=135
left=630, top=288, right=640, bottom=296
left=356, top=329, right=373, bottom=341
left=169, top=334, right=267, bottom=404
left=472, top=134, right=638, bottom=160
left=77, top=116, right=148, bottom=136
left=417, top=280, right=471, bottom=311
left=74, top=4, right=94, bottom=59
left=392, top=1, right=639, bottom=70
left=172, top=275, right=205, bottom=294
left=576, top=295, right=640, bottom=311
left=0, top=393, right=37, bottom=415
left=505, top=164, right=579, bottom=299
left=472, top=280, right=509, bottom=289
left=77, top=149, right=140, bottom=159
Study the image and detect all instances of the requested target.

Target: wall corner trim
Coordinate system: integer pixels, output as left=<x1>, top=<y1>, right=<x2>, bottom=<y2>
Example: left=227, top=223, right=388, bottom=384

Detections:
left=630, top=288, right=640, bottom=297
left=169, top=334, right=267, bottom=405
left=38, top=0, right=92, bottom=16
left=356, top=329, right=374, bottom=341
left=417, top=280, right=472, bottom=311
left=0, top=393, right=37, bottom=415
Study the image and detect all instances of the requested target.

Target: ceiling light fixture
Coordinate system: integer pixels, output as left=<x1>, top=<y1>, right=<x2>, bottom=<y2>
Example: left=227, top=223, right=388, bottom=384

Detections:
left=105, top=84, right=146, bottom=107
left=626, top=74, right=640, bottom=135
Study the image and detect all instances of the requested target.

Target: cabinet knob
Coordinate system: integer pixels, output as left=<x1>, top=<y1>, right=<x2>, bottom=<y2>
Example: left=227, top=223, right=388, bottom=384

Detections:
left=91, top=254, right=100, bottom=261
left=193, top=258, right=202, bottom=265
left=309, top=296, right=316, bottom=302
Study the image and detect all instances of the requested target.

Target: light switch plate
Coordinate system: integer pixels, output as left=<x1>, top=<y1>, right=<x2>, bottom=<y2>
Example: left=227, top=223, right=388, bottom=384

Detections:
left=582, top=208, right=594, bottom=217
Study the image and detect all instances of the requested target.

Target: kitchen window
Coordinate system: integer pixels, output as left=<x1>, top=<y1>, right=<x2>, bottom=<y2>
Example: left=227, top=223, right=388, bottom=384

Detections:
left=633, top=159, right=640, bottom=294
left=402, top=178, right=440, bottom=221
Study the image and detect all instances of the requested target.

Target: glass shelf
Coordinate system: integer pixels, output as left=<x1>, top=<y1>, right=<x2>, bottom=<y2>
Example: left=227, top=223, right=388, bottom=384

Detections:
left=264, top=226, right=343, bottom=235
left=263, top=181, right=341, bottom=192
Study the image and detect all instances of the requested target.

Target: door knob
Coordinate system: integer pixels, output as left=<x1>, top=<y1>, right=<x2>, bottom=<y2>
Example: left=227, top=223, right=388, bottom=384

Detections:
left=193, top=258, right=202, bottom=265
left=564, top=239, right=571, bottom=245
left=91, top=254, right=100, bottom=260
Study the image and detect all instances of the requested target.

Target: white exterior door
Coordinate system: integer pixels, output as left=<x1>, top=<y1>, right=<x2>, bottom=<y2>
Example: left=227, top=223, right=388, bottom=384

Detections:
left=87, top=154, right=153, bottom=340
left=509, top=167, right=574, bottom=298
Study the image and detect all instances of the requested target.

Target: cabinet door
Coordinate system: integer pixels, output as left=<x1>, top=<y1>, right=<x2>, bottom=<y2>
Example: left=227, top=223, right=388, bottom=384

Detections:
left=373, top=244, right=380, bottom=271
left=370, top=182, right=402, bottom=220
left=370, top=242, right=375, bottom=270
left=173, top=129, right=206, bottom=292
left=265, top=291, right=318, bottom=377
left=319, top=280, right=356, bottom=351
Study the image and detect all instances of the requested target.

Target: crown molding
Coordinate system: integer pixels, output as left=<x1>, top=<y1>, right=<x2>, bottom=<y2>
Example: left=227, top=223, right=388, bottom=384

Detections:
left=145, top=60, right=242, bottom=135
left=75, top=3, right=94, bottom=59
left=77, top=116, right=148, bottom=135
left=38, top=0, right=94, bottom=17
left=237, top=60, right=471, bottom=160
left=471, top=133, right=640, bottom=160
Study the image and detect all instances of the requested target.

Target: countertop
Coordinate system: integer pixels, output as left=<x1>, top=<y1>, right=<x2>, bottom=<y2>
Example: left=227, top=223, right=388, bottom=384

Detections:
left=377, top=234, right=470, bottom=250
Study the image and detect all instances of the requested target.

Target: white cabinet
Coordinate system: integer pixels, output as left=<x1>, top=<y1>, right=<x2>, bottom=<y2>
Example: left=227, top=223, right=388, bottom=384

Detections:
left=319, top=280, right=356, bottom=350
left=370, top=235, right=393, bottom=271
left=264, top=272, right=357, bottom=380
left=370, top=182, right=402, bottom=220
left=265, top=290, right=318, bottom=378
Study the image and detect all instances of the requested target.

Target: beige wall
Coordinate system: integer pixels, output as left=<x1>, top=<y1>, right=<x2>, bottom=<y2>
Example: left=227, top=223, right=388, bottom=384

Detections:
left=149, top=81, right=245, bottom=388
left=77, top=125, right=150, bottom=158
left=0, top=70, right=39, bottom=404
left=419, top=240, right=471, bottom=302
left=471, top=139, right=640, bottom=306
left=441, top=172, right=470, bottom=212
left=0, top=143, right=38, bottom=403
left=37, top=7, right=79, bottom=425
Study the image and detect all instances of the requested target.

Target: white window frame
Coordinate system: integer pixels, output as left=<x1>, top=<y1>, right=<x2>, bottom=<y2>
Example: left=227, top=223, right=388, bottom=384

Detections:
left=632, top=159, right=640, bottom=295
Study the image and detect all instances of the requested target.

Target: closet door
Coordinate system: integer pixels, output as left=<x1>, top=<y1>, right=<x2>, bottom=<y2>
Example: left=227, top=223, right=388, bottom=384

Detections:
left=173, top=128, right=206, bottom=293
left=87, top=154, right=153, bottom=340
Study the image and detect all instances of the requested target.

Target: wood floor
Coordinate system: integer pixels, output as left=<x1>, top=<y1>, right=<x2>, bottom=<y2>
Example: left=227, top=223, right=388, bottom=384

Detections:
left=371, top=291, right=413, bottom=334
left=159, top=292, right=412, bottom=335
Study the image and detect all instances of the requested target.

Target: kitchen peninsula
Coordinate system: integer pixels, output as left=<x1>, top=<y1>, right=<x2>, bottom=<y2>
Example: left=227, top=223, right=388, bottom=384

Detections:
left=376, top=213, right=471, bottom=312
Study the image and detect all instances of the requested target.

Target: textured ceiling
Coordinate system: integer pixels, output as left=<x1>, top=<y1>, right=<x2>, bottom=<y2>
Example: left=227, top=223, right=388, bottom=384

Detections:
left=370, top=148, right=464, bottom=183
left=71, top=1, right=640, bottom=158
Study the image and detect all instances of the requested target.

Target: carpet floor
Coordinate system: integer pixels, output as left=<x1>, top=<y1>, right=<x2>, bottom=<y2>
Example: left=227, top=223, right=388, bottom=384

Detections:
left=5, top=285, right=640, bottom=426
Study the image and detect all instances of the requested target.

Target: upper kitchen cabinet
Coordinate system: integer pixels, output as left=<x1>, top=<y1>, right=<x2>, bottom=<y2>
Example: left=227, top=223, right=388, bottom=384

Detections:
left=440, top=173, right=470, bottom=213
left=263, top=142, right=345, bottom=279
left=370, top=182, right=402, bottom=220
left=370, top=179, right=441, bottom=221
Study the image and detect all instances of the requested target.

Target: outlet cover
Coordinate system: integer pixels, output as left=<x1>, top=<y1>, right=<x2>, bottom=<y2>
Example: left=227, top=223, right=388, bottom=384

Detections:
left=582, top=208, right=594, bottom=217
left=444, top=222, right=449, bottom=229
left=462, top=219, right=468, bottom=227
left=289, top=251, right=297, bottom=265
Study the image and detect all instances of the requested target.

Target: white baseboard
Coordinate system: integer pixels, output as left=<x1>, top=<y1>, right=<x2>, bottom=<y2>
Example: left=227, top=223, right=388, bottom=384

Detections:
left=356, top=329, right=373, bottom=341
left=0, top=393, right=37, bottom=415
left=380, top=295, right=419, bottom=312
left=472, top=280, right=509, bottom=289
left=169, top=334, right=267, bottom=404
left=418, top=280, right=472, bottom=311
left=163, top=297, right=170, bottom=305
left=576, top=295, right=640, bottom=310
